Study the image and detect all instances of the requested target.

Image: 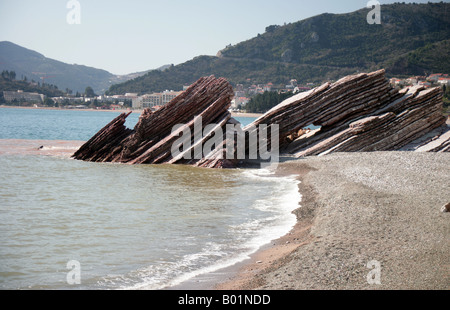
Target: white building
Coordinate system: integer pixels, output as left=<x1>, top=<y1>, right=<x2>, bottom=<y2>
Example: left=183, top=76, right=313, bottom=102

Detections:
left=141, top=93, right=162, bottom=109
left=134, top=90, right=183, bottom=109
left=438, top=78, right=450, bottom=85
left=3, top=90, right=44, bottom=103
left=132, top=96, right=143, bottom=109
left=231, top=96, right=249, bottom=109
left=162, top=90, right=181, bottom=105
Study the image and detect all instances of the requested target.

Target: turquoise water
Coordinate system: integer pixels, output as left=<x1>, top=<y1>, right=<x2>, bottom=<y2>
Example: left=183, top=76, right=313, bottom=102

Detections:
left=0, top=108, right=134, bottom=141
left=0, top=108, right=299, bottom=290
left=0, top=108, right=256, bottom=141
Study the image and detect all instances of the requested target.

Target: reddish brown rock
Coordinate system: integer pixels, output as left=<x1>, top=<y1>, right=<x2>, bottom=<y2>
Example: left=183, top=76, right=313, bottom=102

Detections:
left=72, top=76, right=235, bottom=167
left=73, top=70, right=448, bottom=168
left=442, top=202, right=450, bottom=213
left=244, top=69, right=447, bottom=157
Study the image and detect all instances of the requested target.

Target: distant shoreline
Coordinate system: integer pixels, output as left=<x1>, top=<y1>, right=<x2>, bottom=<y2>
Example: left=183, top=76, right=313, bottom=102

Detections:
left=0, top=105, right=124, bottom=113
left=0, top=105, right=263, bottom=118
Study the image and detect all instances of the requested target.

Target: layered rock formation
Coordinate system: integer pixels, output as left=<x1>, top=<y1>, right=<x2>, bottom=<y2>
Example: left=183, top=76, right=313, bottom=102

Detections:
left=73, top=76, right=236, bottom=167
left=274, top=70, right=448, bottom=157
left=73, top=69, right=449, bottom=168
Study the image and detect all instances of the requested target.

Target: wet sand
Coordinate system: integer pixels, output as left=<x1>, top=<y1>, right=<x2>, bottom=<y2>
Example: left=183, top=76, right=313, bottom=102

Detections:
left=216, top=152, right=450, bottom=290
left=0, top=139, right=85, bottom=157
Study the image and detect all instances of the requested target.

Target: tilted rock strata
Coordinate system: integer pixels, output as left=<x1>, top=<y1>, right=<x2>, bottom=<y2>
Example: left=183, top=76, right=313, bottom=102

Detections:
left=72, top=112, right=133, bottom=162
left=246, top=69, right=400, bottom=150
left=73, top=76, right=236, bottom=167
left=283, top=79, right=447, bottom=157
left=245, top=69, right=447, bottom=157
left=73, top=70, right=448, bottom=168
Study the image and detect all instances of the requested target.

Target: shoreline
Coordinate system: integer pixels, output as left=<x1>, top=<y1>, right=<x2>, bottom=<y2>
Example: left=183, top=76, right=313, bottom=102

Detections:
left=213, top=152, right=449, bottom=290
left=212, top=161, right=315, bottom=290
left=170, top=160, right=315, bottom=290
left=1, top=132, right=447, bottom=289
left=166, top=163, right=303, bottom=291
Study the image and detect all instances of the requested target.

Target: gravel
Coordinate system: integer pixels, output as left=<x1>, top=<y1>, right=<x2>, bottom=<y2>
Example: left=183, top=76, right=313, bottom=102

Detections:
left=221, top=152, right=450, bottom=290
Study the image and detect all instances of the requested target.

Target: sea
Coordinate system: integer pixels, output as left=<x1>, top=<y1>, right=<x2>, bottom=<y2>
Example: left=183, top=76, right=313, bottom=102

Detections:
left=0, top=107, right=300, bottom=290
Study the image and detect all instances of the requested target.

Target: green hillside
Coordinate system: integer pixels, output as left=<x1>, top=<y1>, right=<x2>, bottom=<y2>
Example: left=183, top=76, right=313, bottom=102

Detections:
left=0, top=70, right=65, bottom=104
left=107, top=2, right=450, bottom=95
left=0, top=41, right=115, bottom=94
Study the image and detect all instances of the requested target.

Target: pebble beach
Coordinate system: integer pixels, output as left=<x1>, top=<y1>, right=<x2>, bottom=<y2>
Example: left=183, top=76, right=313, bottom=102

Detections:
left=217, top=152, right=450, bottom=290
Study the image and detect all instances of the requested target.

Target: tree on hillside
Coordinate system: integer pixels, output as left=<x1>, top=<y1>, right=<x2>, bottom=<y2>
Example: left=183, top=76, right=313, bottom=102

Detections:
left=1, top=70, right=16, bottom=81
left=85, top=86, right=96, bottom=98
left=246, top=91, right=296, bottom=113
left=44, top=98, right=55, bottom=107
left=265, top=25, right=280, bottom=33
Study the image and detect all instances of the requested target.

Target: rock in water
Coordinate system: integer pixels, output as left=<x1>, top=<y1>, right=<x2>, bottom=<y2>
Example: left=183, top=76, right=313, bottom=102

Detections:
left=73, top=70, right=449, bottom=168
left=72, top=76, right=235, bottom=167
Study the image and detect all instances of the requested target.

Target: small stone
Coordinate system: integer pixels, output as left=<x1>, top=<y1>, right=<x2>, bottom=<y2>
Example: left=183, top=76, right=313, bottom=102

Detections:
left=441, top=202, right=450, bottom=213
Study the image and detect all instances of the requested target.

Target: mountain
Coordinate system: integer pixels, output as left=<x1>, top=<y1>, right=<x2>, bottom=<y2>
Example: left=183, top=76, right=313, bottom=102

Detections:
left=0, top=41, right=113, bottom=94
left=110, top=65, right=171, bottom=84
left=0, top=41, right=153, bottom=94
left=0, top=71, right=65, bottom=99
left=107, top=2, right=450, bottom=95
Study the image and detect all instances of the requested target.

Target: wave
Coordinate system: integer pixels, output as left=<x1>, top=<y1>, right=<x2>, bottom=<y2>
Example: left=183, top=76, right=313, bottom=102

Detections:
left=118, top=169, right=301, bottom=290
left=0, top=139, right=301, bottom=290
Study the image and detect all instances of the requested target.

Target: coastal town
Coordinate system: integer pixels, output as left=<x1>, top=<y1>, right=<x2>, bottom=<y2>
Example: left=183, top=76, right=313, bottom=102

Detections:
left=2, top=72, right=449, bottom=113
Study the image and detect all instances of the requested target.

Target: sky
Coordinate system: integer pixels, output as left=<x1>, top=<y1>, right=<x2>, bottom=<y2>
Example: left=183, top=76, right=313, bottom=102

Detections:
left=0, top=0, right=447, bottom=75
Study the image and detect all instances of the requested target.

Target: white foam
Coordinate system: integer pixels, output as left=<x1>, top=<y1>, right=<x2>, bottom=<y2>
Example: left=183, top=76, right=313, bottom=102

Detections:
left=40, top=146, right=80, bottom=151
left=122, top=170, right=301, bottom=290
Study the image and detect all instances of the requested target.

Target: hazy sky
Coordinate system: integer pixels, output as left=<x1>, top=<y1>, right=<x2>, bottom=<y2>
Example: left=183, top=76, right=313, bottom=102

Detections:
left=0, top=0, right=446, bottom=75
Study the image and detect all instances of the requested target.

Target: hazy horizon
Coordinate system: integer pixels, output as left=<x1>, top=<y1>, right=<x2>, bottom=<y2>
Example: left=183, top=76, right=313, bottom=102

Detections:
left=0, top=0, right=446, bottom=75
